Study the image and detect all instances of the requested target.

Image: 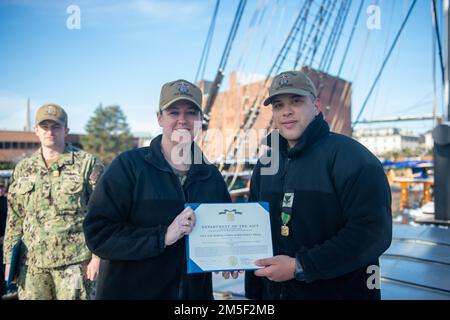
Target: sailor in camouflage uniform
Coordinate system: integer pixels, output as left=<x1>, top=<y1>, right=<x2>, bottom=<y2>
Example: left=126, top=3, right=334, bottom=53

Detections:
left=3, top=103, right=104, bottom=300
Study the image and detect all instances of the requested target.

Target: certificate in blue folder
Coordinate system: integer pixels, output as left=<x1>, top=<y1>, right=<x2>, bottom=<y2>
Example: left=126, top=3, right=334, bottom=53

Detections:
left=185, top=202, right=273, bottom=274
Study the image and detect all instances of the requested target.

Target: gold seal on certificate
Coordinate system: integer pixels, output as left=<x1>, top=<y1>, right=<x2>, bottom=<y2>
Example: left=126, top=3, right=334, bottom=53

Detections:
left=186, top=202, right=273, bottom=273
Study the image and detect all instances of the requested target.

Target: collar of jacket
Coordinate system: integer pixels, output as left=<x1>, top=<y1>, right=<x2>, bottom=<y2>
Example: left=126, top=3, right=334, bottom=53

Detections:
left=144, top=134, right=212, bottom=183
left=32, top=143, right=75, bottom=169
left=265, top=112, right=330, bottom=158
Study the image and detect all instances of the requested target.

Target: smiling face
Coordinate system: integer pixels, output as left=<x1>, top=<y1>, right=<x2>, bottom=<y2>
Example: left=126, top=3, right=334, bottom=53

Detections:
left=271, top=93, right=320, bottom=148
left=157, top=100, right=202, bottom=144
left=34, top=120, right=69, bottom=150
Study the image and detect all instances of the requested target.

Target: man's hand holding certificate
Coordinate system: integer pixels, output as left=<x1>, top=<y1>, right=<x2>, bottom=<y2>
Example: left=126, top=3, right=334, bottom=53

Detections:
left=186, top=202, right=273, bottom=273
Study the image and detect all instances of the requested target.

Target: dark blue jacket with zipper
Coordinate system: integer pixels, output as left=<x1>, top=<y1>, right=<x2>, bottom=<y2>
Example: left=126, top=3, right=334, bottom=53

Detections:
left=83, top=135, right=231, bottom=299
left=245, top=113, right=392, bottom=299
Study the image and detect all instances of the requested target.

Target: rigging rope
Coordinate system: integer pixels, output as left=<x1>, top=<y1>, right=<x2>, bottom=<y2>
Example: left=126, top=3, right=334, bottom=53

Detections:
left=353, top=0, right=419, bottom=127
left=195, top=0, right=220, bottom=83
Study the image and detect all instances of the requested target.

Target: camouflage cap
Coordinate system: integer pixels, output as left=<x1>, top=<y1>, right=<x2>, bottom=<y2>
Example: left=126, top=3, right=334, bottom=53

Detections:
left=35, top=103, right=68, bottom=126
left=159, top=79, right=203, bottom=112
left=263, top=71, right=317, bottom=106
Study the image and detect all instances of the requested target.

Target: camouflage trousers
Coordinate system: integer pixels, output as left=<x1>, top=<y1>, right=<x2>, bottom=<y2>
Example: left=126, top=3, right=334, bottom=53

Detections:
left=17, top=261, right=96, bottom=300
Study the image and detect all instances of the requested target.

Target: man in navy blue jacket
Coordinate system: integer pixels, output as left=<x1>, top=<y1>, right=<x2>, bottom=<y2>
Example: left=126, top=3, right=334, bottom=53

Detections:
left=245, top=71, right=392, bottom=299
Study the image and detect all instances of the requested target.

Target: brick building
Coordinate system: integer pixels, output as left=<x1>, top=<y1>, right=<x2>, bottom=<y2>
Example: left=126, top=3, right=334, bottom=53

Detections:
left=0, top=130, right=142, bottom=169
left=199, top=67, right=352, bottom=162
left=0, top=130, right=82, bottom=168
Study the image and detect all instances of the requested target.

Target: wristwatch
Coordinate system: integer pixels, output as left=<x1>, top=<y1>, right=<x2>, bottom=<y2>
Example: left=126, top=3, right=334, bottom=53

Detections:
left=294, top=258, right=306, bottom=281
